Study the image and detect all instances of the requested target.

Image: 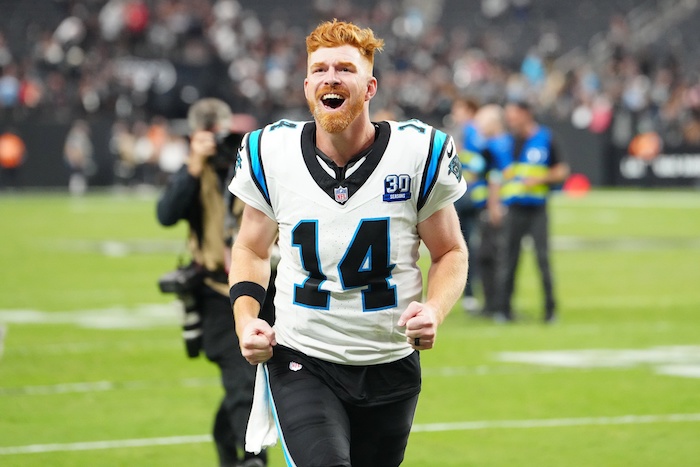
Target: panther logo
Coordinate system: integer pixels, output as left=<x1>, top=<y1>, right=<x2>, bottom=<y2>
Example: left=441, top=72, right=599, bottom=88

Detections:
left=448, top=155, right=462, bottom=181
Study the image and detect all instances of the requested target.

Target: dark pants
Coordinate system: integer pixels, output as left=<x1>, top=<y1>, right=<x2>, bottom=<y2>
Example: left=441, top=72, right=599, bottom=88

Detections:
left=198, top=276, right=276, bottom=467
left=497, top=204, right=556, bottom=320
left=266, top=347, right=420, bottom=467
left=475, top=211, right=503, bottom=314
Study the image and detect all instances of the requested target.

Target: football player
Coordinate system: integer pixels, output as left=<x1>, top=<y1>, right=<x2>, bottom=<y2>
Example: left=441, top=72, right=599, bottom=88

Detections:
left=228, top=19, right=468, bottom=467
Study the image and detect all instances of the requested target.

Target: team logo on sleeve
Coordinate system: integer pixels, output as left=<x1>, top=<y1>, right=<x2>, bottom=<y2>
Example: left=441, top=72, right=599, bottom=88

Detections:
left=448, top=155, right=462, bottom=181
left=383, top=174, right=412, bottom=202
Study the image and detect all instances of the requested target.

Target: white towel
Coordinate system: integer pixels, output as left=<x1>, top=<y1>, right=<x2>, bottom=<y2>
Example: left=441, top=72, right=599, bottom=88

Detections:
left=245, top=363, right=278, bottom=454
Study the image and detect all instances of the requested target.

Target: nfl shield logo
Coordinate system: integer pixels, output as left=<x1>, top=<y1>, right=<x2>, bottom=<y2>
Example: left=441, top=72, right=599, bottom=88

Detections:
left=334, top=186, right=349, bottom=204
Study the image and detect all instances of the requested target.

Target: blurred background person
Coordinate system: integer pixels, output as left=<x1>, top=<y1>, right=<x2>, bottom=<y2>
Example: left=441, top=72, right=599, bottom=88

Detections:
left=472, top=104, right=513, bottom=317
left=496, top=101, right=570, bottom=323
left=156, top=126, right=189, bottom=186
left=63, top=119, right=94, bottom=196
left=132, top=120, right=157, bottom=189
left=156, top=97, right=273, bottom=467
left=449, top=96, right=484, bottom=313
left=109, top=120, right=137, bottom=190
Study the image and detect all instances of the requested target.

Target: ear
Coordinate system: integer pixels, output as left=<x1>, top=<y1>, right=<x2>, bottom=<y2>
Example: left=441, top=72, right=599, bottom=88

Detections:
left=303, top=77, right=311, bottom=100
left=365, top=76, right=378, bottom=101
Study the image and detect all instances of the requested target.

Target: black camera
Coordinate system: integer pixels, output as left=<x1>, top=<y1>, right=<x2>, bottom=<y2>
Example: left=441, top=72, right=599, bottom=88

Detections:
left=158, top=262, right=205, bottom=358
left=207, top=131, right=243, bottom=170
left=179, top=292, right=203, bottom=358
left=158, top=261, right=205, bottom=295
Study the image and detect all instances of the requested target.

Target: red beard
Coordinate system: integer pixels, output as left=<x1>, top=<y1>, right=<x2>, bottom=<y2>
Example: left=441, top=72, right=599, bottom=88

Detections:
left=308, top=85, right=364, bottom=133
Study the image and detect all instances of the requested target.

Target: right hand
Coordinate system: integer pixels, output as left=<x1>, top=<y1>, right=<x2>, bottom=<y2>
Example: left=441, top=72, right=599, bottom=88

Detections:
left=239, top=318, right=276, bottom=365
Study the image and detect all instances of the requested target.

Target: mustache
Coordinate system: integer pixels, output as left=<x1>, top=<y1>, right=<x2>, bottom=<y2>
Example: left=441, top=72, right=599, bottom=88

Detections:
left=315, top=84, right=348, bottom=100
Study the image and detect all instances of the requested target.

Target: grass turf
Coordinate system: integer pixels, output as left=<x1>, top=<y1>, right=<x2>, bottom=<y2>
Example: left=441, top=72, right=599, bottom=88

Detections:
left=0, top=189, right=699, bottom=466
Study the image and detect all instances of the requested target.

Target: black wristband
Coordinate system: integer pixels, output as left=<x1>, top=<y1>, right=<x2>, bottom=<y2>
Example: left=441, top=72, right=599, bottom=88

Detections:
left=229, top=281, right=267, bottom=309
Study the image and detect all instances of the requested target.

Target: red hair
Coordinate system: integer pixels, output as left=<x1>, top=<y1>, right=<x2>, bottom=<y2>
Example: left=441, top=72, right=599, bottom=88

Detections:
left=306, top=19, right=384, bottom=68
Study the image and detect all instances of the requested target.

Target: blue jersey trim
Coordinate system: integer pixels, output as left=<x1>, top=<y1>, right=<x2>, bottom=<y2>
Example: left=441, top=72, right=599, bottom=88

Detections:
left=248, top=129, right=271, bottom=206
left=418, top=129, right=448, bottom=210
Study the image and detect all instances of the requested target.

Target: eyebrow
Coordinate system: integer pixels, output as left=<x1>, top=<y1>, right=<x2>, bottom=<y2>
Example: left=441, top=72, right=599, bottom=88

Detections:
left=309, top=61, right=358, bottom=71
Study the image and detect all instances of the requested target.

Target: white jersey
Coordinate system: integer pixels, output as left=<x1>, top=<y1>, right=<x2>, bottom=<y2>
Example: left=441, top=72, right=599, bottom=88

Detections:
left=229, top=119, right=466, bottom=365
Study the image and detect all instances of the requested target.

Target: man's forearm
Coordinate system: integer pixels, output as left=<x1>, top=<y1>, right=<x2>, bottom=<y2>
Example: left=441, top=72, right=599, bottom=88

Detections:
left=545, top=163, right=570, bottom=185
left=229, top=244, right=272, bottom=337
left=424, top=245, right=469, bottom=324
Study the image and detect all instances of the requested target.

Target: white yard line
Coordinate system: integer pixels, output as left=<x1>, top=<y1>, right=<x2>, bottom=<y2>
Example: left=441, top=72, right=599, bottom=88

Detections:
left=411, top=413, right=700, bottom=433
left=0, top=435, right=213, bottom=455
left=0, top=365, right=628, bottom=396
left=0, top=377, right=220, bottom=396
left=2, top=413, right=700, bottom=455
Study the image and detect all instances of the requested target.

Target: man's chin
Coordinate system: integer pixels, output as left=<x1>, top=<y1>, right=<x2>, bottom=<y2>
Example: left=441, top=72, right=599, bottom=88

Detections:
left=315, top=109, right=353, bottom=134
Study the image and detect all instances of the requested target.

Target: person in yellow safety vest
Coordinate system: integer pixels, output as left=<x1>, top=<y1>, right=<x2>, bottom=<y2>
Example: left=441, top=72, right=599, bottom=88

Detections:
left=495, top=100, right=569, bottom=323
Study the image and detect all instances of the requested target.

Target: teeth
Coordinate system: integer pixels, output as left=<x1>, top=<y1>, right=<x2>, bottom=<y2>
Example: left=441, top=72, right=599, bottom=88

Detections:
left=322, top=93, right=344, bottom=100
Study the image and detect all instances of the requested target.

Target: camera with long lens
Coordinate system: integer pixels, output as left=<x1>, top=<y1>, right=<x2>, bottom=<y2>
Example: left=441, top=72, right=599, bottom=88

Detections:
left=207, top=131, right=243, bottom=170
left=158, top=261, right=205, bottom=358
left=158, top=261, right=205, bottom=294
left=179, top=292, right=203, bottom=358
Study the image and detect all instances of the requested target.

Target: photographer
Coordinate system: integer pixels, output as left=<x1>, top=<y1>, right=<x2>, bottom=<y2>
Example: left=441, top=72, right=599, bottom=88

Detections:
left=157, top=98, right=274, bottom=467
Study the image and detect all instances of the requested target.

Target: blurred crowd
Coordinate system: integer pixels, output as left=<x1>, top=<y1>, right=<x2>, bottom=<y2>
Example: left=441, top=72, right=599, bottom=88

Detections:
left=1, top=0, right=700, bottom=183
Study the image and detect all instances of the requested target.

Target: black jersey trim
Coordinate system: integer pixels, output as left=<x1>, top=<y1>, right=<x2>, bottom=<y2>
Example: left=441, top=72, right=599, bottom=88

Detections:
left=300, top=122, right=391, bottom=204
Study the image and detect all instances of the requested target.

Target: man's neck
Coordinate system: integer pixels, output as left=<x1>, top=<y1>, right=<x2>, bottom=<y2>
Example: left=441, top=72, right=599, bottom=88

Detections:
left=315, top=118, right=376, bottom=167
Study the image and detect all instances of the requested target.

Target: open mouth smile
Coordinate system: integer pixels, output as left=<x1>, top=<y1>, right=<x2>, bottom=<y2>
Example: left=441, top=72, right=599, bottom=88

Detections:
left=321, top=93, right=346, bottom=109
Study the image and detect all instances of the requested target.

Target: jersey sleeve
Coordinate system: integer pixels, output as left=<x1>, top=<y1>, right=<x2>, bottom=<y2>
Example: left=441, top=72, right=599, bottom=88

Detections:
left=227, top=129, right=276, bottom=220
left=417, top=132, right=467, bottom=223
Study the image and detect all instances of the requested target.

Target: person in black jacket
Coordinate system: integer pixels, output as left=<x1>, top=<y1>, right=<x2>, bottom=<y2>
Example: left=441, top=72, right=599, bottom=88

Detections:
left=157, top=98, right=274, bottom=467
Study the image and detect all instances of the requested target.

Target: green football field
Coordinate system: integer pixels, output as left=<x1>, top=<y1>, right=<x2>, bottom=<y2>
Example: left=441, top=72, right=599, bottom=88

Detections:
left=0, top=189, right=699, bottom=466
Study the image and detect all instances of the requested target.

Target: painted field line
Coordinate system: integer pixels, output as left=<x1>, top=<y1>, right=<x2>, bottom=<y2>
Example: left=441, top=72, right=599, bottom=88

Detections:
left=0, top=377, right=219, bottom=396
left=1, top=365, right=624, bottom=396
left=411, top=413, right=700, bottom=433
left=0, top=435, right=212, bottom=455
left=2, top=413, right=700, bottom=455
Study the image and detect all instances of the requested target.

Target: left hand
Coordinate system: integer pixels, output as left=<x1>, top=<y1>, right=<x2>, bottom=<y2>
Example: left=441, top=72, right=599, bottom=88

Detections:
left=398, top=301, right=438, bottom=350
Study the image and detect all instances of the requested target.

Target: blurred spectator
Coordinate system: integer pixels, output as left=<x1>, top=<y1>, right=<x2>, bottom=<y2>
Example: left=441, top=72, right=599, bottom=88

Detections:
left=0, top=0, right=697, bottom=151
left=157, top=129, right=188, bottom=184
left=63, top=119, right=94, bottom=195
left=683, top=108, right=700, bottom=145
left=448, top=97, right=483, bottom=313
left=110, top=120, right=138, bottom=188
left=132, top=119, right=157, bottom=186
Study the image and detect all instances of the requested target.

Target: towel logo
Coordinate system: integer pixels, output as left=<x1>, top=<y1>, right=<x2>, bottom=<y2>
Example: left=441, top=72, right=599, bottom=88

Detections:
left=289, top=361, right=303, bottom=372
